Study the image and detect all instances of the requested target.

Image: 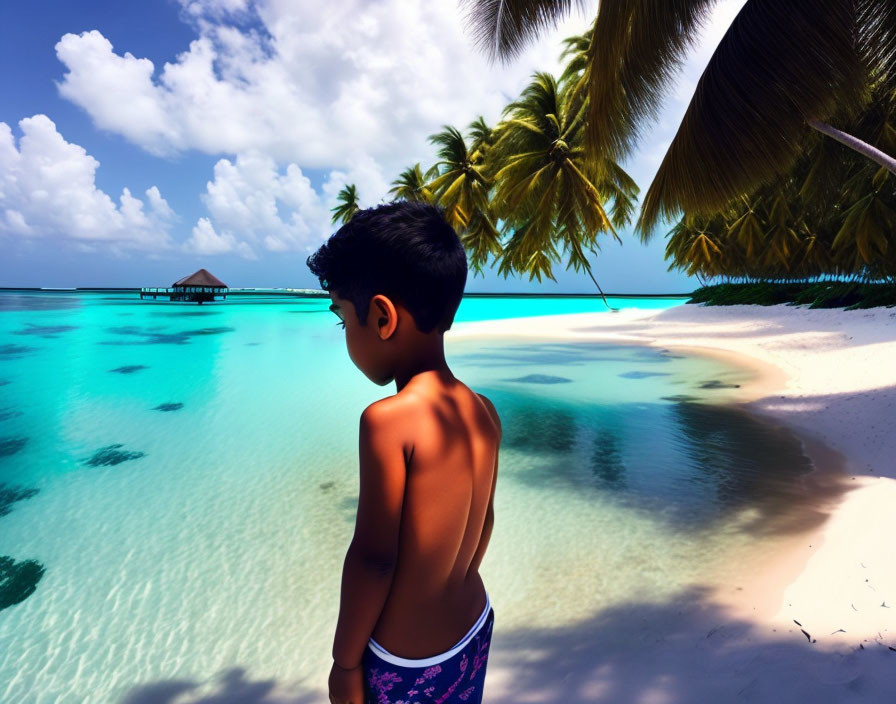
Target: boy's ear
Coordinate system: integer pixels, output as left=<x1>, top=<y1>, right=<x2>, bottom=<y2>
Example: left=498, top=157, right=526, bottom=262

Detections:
left=370, top=294, right=398, bottom=340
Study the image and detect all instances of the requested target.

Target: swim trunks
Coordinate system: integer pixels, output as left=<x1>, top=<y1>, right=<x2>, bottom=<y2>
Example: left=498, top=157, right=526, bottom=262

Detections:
left=362, top=591, right=494, bottom=704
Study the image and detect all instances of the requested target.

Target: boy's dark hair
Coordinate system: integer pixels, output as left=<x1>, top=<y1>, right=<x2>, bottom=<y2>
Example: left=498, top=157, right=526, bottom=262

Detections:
left=306, top=201, right=468, bottom=334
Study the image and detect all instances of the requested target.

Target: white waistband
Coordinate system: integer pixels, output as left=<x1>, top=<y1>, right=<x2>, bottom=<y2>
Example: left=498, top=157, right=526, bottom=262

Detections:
left=367, top=591, right=491, bottom=668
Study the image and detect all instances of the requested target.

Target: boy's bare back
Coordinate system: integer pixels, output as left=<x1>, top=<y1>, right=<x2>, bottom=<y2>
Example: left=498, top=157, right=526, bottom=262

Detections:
left=363, top=374, right=501, bottom=658
left=311, top=201, right=501, bottom=700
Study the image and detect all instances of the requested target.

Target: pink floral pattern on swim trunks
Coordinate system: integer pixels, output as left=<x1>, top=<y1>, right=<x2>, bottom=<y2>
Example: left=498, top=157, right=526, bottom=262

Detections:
left=362, top=608, right=494, bottom=704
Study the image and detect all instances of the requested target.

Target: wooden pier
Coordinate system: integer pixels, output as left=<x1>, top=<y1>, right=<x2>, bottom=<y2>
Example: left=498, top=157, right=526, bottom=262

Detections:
left=140, top=269, right=228, bottom=303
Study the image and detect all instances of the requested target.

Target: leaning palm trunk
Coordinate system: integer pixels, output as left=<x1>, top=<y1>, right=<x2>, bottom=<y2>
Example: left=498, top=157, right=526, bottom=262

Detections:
left=579, top=251, right=618, bottom=312
left=808, top=120, right=896, bottom=175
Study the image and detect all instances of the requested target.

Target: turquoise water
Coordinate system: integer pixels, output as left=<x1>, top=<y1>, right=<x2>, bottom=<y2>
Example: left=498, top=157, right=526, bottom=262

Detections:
left=0, top=292, right=820, bottom=702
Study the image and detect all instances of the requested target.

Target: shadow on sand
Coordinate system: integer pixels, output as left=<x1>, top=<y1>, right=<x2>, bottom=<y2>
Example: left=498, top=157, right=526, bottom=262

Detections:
left=481, top=585, right=895, bottom=703
left=117, top=587, right=895, bottom=703
left=120, top=667, right=319, bottom=704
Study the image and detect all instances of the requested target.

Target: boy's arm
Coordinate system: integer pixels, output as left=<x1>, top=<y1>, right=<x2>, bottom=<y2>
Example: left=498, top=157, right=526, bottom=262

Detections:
left=332, top=402, right=407, bottom=670
left=470, top=394, right=501, bottom=574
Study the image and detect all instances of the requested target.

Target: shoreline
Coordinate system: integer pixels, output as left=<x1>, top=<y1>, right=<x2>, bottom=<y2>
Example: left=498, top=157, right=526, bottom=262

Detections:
left=447, top=302, right=896, bottom=700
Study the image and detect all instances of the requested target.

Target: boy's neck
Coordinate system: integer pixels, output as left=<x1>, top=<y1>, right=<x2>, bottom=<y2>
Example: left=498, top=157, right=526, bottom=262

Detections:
left=393, top=335, right=454, bottom=392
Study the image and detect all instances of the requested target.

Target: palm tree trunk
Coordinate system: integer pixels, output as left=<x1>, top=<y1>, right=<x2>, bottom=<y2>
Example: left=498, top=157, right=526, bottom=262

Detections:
left=808, top=120, right=896, bottom=175
left=583, top=262, right=617, bottom=311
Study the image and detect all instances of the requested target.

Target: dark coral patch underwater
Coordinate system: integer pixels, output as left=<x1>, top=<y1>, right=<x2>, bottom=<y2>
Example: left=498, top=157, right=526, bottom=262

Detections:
left=153, top=402, right=184, bottom=412
left=13, top=324, right=79, bottom=338
left=504, top=373, right=572, bottom=384
left=149, top=310, right=222, bottom=317
left=85, top=444, right=146, bottom=467
left=618, top=371, right=672, bottom=379
left=661, top=395, right=702, bottom=403
left=0, top=483, right=39, bottom=517
left=0, top=344, right=38, bottom=357
left=188, top=327, right=233, bottom=336
left=110, top=365, right=149, bottom=374
left=699, top=379, right=742, bottom=389
left=101, top=325, right=235, bottom=345
left=0, top=556, right=45, bottom=612
left=0, top=408, right=23, bottom=422
left=0, top=436, right=28, bottom=458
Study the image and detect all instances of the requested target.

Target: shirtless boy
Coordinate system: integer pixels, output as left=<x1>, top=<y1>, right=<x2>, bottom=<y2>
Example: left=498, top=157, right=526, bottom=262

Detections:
left=306, top=201, right=502, bottom=704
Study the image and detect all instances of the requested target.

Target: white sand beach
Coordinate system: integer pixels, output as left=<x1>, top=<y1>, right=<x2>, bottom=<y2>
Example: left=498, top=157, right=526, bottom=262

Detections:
left=448, top=302, right=896, bottom=703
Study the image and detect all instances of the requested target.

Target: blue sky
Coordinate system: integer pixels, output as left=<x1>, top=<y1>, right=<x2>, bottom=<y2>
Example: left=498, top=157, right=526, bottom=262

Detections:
left=0, top=0, right=745, bottom=293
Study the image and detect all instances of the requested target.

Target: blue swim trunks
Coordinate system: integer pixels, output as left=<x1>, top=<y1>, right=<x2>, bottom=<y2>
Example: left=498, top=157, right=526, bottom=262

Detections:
left=362, top=592, right=494, bottom=704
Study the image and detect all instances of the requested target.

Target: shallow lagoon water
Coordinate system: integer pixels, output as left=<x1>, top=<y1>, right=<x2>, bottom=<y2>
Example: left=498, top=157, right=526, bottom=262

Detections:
left=0, top=292, right=820, bottom=702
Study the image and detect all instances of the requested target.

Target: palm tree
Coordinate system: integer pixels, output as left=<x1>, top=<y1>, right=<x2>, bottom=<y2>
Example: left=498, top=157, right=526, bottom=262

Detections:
left=664, top=96, right=896, bottom=286
left=461, top=0, right=896, bottom=235
left=388, top=164, right=436, bottom=203
left=467, top=115, right=496, bottom=163
left=427, top=122, right=503, bottom=276
left=487, top=71, right=639, bottom=311
left=330, top=184, right=360, bottom=225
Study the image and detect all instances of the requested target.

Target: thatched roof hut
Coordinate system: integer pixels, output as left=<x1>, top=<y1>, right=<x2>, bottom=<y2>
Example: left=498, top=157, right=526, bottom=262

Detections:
left=140, top=268, right=228, bottom=303
left=172, top=269, right=227, bottom=288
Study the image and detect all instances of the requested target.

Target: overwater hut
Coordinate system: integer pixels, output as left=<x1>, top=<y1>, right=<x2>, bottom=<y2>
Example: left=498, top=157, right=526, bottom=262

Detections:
left=140, top=268, right=228, bottom=303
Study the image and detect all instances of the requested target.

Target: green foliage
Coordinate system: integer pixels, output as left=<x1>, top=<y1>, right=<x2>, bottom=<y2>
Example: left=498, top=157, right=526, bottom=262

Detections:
left=425, top=121, right=502, bottom=277
left=665, top=79, right=896, bottom=282
left=687, top=283, right=807, bottom=307
left=488, top=71, right=638, bottom=288
left=687, top=282, right=896, bottom=309
left=330, top=184, right=360, bottom=225
left=459, top=0, right=585, bottom=62
left=461, top=0, right=896, bottom=235
left=388, top=164, right=435, bottom=203
left=390, top=4, right=896, bottom=294
left=386, top=66, right=637, bottom=308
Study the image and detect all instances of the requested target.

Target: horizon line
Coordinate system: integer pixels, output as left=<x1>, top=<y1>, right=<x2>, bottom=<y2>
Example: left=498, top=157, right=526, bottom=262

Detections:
left=0, top=287, right=695, bottom=298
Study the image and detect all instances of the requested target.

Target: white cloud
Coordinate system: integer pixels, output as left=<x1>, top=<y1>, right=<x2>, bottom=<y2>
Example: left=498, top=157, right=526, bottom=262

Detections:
left=322, top=154, right=391, bottom=210
left=54, top=2, right=595, bottom=184
left=55, top=32, right=181, bottom=157
left=184, top=216, right=256, bottom=258
left=49, top=0, right=746, bottom=256
left=0, top=114, right=175, bottom=252
left=182, top=0, right=250, bottom=18
left=187, top=148, right=401, bottom=256
left=146, top=185, right=175, bottom=219
left=197, top=150, right=326, bottom=254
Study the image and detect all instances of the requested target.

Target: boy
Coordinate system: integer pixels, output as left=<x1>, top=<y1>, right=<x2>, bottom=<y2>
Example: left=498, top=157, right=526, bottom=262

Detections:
left=306, top=201, right=501, bottom=704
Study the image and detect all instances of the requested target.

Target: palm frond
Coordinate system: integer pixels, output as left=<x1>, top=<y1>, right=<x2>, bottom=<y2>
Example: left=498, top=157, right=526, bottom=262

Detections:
left=330, top=183, right=360, bottom=225
left=460, top=0, right=586, bottom=63
left=859, top=0, right=896, bottom=82
left=637, top=0, right=864, bottom=237
left=468, top=116, right=495, bottom=163
left=388, top=164, right=434, bottom=203
left=586, top=0, right=715, bottom=165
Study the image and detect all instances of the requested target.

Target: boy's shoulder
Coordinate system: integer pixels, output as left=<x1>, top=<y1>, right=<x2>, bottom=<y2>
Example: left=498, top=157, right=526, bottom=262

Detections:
left=359, top=395, right=405, bottom=426
left=473, top=392, right=501, bottom=435
left=361, top=387, right=499, bottom=434
left=359, top=391, right=428, bottom=430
